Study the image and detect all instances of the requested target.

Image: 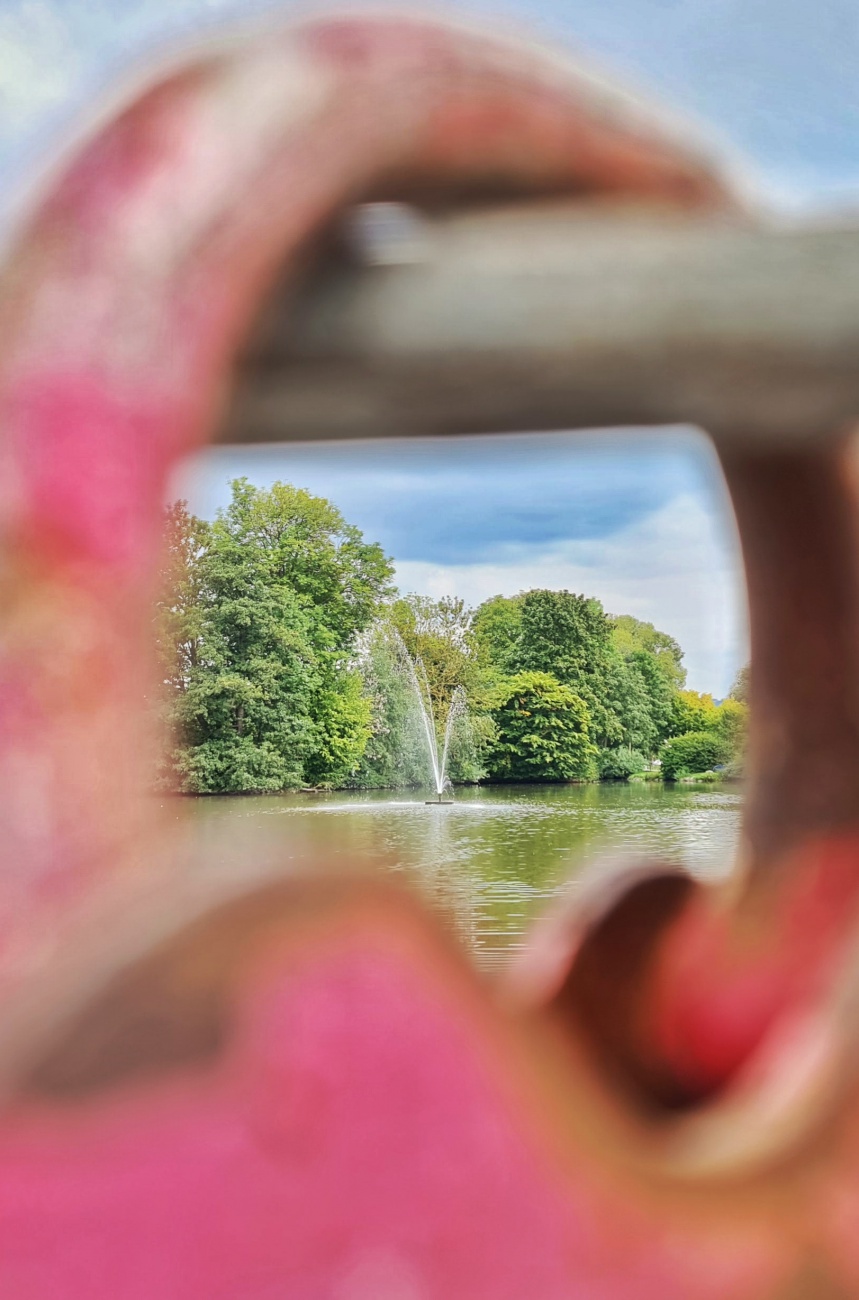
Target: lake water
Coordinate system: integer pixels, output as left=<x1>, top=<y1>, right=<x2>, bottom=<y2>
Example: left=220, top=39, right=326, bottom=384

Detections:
left=189, top=782, right=742, bottom=971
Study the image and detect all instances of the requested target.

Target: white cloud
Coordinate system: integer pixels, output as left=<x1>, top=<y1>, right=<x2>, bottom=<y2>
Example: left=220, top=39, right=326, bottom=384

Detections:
left=0, top=2, right=78, bottom=130
left=174, top=435, right=744, bottom=694
left=394, top=491, right=748, bottom=697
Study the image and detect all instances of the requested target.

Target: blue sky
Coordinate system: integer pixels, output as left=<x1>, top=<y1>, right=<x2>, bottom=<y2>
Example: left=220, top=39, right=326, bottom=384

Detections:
left=171, top=430, right=744, bottom=695
left=2, top=0, right=859, bottom=206
left=4, top=0, right=858, bottom=693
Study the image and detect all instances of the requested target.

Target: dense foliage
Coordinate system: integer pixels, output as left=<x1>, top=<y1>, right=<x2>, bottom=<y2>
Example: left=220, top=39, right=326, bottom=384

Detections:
left=487, top=672, right=596, bottom=781
left=155, top=485, right=748, bottom=792
left=598, top=746, right=648, bottom=781
left=659, top=731, right=730, bottom=781
left=155, top=482, right=393, bottom=792
left=657, top=690, right=748, bottom=780
left=472, top=591, right=693, bottom=780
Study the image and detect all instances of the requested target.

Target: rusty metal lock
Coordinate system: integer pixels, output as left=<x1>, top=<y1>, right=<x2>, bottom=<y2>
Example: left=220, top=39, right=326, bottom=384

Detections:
left=1, top=9, right=859, bottom=1297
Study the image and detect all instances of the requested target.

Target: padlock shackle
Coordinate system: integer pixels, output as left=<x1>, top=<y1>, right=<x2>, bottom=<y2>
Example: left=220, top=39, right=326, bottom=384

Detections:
left=222, top=203, right=859, bottom=448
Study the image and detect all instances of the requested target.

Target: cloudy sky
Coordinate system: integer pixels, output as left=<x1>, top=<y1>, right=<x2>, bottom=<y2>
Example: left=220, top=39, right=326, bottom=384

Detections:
left=2, top=0, right=859, bottom=206
left=4, top=0, right=859, bottom=694
left=171, top=430, right=743, bottom=695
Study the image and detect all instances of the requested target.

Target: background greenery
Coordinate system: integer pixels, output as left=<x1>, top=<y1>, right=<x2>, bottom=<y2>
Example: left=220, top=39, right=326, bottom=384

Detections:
left=156, top=480, right=748, bottom=792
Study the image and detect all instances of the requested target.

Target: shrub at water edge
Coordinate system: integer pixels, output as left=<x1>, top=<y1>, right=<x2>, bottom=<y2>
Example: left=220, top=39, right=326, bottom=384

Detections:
left=598, top=746, right=648, bottom=781
left=659, top=731, right=730, bottom=782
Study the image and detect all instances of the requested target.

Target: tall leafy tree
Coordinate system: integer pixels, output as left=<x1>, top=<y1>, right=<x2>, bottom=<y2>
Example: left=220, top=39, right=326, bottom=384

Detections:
left=511, top=589, right=620, bottom=747
left=218, top=478, right=394, bottom=648
left=173, top=575, right=321, bottom=793
left=610, top=614, right=685, bottom=748
left=505, top=589, right=665, bottom=753
left=601, top=653, right=658, bottom=755
left=472, top=594, right=523, bottom=675
left=666, top=689, right=720, bottom=739
left=610, top=615, right=686, bottom=689
left=626, top=650, right=676, bottom=746
left=711, top=697, right=749, bottom=773
left=473, top=589, right=689, bottom=770
left=487, top=672, right=596, bottom=781
left=156, top=481, right=394, bottom=792
left=387, top=595, right=481, bottom=710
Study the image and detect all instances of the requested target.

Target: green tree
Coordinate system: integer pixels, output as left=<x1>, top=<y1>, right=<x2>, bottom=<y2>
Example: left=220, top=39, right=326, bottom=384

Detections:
left=218, top=478, right=394, bottom=648
left=667, top=688, right=720, bottom=738
left=509, top=589, right=621, bottom=748
left=611, top=615, right=686, bottom=689
left=171, top=553, right=321, bottom=792
left=157, top=481, right=393, bottom=792
left=611, top=614, right=685, bottom=747
left=387, top=595, right=481, bottom=711
left=601, top=652, right=658, bottom=755
left=473, top=589, right=689, bottom=773
left=730, top=663, right=750, bottom=704
left=713, top=698, right=748, bottom=749
left=627, top=649, right=676, bottom=745
left=499, top=589, right=673, bottom=755
left=711, top=696, right=749, bottom=774
left=472, top=594, right=523, bottom=675
left=487, top=671, right=596, bottom=781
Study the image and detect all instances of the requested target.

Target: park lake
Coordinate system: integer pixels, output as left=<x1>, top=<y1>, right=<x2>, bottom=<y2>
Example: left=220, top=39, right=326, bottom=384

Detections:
left=187, top=781, right=741, bottom=971
left=161, top=479, right=747, bottom=964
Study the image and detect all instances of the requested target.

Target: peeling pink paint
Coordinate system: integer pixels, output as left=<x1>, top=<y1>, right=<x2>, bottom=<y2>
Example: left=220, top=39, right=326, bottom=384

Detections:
left=0, top=928, right=786, bottom=1299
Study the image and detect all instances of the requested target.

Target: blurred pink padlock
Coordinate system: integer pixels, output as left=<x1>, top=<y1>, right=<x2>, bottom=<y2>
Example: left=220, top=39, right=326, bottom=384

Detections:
left=2, top=9, right=859, bottom=1297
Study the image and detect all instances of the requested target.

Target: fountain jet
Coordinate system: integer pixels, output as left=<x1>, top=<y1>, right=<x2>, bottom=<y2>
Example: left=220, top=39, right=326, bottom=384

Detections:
left=390, top=634, right=467, bottom=802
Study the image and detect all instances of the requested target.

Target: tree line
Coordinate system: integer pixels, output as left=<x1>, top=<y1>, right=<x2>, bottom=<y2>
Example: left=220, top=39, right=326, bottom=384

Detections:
left=155, top=479, right=748, bottom=793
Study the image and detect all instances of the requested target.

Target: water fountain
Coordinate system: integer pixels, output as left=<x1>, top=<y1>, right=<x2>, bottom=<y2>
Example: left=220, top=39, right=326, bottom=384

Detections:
left=390, top=633, right=468, bottom=803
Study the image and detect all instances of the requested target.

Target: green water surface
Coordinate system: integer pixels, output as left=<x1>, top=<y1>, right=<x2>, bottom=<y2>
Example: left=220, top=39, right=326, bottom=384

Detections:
left=189, top=782, right=742, bottom=970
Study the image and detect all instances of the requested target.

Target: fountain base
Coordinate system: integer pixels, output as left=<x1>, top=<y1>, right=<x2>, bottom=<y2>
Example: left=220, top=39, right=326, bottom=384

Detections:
left=425, top=799, right=454, bottom=805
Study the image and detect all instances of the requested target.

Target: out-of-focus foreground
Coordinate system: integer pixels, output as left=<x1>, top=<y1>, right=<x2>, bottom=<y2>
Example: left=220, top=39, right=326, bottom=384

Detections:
left=3, top=9, right=859, bottom=1297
